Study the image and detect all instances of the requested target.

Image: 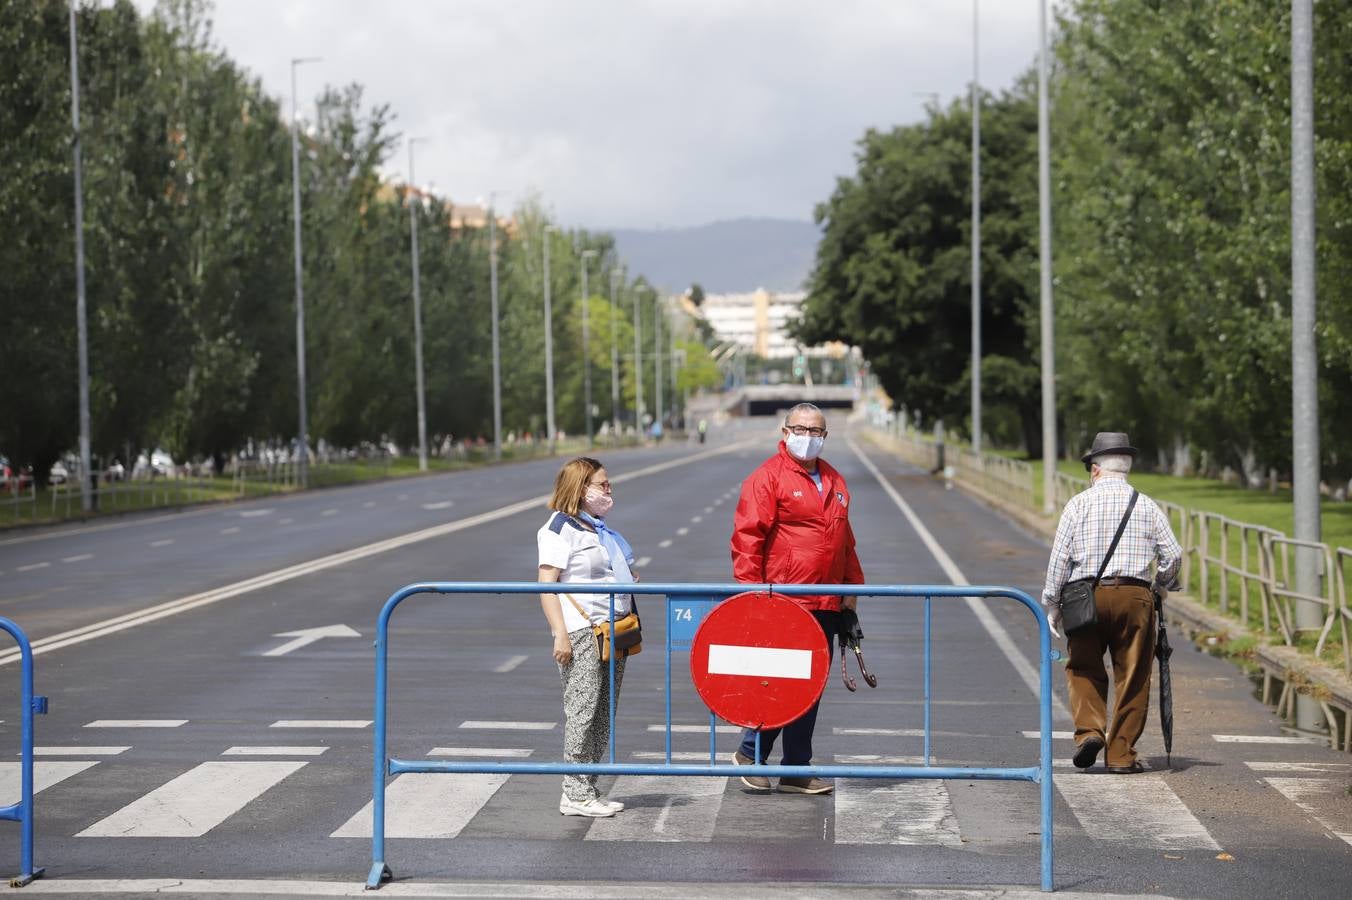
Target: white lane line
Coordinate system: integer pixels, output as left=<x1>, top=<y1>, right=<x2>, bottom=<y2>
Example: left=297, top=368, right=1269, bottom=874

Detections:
left=85, top=720, right=186, bottom=729
left=362, top=501, right=376, bottom=508
left=1213, top=734, right=1328, bottom=745
left=493, top=654, right=529, bottom=673
left=1, top=761, right=100, bottom=801
left=1054, top=773, right=1221, bottom=850
left=32, top=747, right=129, bottom=756
left=833, top=727, right=925, bottom=737
left=320, top=509, right=338, bottom=517
left=17, top=562, right=50, bottom=572
left=422, top=501, right=454, bottom=510
left=428, top=748, right=533, bottom=758
left=647, top=724, right=741, bottom=734
left=238, top=509, right=274, bottom=518
left=835, top=779, right=962, bottom=846
left=833, top=754, right=929, bottom=765
left=460, top=721, right=555, bottom=731
left=847, top=436, right=1069, bottom=721
left=149, top=539, right=174, bottom=548
left=0, top=438, right=757, bottom=669
left=77, top=761, right=306, bottom=837
left=278, top=517, right=294, bottom=525
left=1245, top=761, right=1352, bottom=773
left=270, top=720, right=370, bottom=729
left=222, top=746, right=328, bottom=756
left=1022, top=730, right=1075, bottom=740
left=1264, top=777, right=1352, bottom=846
left=61, top=554, right=94, bottom=563
left=659, top=539, right=673, bottom=548
left=632, top=752, right=718, bottom=761
left=691, top=515, right=703, bottom=523
left=708, top=645, right=812, bottom=679
left=585, top=776, right=727, bottom=842
left=220, top=527, right=241, bottom=535
left=676, top=527, right=689, bottom=536
left=633, top=556, right=652, bottom=569
left=332, top=772, right=509, bottom=839
left=703, top=507, right=714, bottom=514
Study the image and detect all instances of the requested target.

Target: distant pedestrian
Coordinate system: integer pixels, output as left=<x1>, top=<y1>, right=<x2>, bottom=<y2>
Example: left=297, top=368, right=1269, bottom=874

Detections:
left=537, top=457, right=639, bottom=817
left=1042, top=432, right=1182, bottom=774
left=728, top=403, right=864, bottom=794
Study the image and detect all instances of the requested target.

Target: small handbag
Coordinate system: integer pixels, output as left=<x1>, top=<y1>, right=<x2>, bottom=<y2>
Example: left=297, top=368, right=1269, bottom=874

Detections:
left=1059, top=490, right=1138, bottom=635
left=566, top=593, right=642, bottom=662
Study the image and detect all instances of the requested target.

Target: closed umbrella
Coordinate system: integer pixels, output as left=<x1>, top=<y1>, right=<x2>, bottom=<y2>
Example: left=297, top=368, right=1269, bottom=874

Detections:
left=1154, top=591, right=1174, bottom=766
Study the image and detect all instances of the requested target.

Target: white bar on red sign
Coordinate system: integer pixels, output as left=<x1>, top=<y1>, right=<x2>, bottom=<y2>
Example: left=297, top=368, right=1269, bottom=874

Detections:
left=707, top=644, right=812, bottom=680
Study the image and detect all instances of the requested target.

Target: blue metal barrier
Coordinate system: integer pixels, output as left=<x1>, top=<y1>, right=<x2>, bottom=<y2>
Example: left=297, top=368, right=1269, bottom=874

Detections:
left=367, top=583, right=1056, bottom=892
left=1, top=617, right=47, bottom=888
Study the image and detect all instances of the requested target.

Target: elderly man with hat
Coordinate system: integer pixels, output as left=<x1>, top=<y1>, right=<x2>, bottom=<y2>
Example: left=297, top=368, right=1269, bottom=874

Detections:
left=1041, top=432, right=1183, bottom=773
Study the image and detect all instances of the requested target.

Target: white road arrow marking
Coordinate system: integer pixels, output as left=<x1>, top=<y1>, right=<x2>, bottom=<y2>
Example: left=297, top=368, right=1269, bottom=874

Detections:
left=263, top=624, right=361, bottom=657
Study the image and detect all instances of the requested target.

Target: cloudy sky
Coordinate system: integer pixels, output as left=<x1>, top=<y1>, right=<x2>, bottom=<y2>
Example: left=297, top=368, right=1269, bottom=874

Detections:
left=131, top=0, right=1047, bottom=229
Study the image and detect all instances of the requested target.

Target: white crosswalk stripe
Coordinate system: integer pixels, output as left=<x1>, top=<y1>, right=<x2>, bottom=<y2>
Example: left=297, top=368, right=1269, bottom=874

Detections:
left=0, top=760, right=99, bottom=802
left=77, top=761, right=306, bottom=837
left=584, top=776, right=727, bottom=842
left=1264, top=778, right=1352, bottom=846
left=331, top=773, right=510, bottom=839
left=835, top=779, right=962, bottom=845
left=1053, top=773, right=1221, bottom=850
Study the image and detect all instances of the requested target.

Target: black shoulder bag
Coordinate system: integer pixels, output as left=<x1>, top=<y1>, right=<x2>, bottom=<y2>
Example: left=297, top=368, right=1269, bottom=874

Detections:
left=1059, top=490, right=1138, bottom=635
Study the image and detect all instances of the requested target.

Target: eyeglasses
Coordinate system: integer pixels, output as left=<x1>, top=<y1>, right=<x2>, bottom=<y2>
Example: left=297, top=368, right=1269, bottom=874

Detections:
left=785, top=425, right=827, bottom=437
left=588, top=480, right=611, bottom=492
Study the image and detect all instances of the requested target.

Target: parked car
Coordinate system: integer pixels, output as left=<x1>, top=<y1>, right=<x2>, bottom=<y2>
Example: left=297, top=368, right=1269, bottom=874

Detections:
left=150, top=448, right=176, bottom=478
left=104, top=459, right=126, bottom=481
left=48, top=461, right=70, bottom=485
left=1, top=456, right=34, bottom=493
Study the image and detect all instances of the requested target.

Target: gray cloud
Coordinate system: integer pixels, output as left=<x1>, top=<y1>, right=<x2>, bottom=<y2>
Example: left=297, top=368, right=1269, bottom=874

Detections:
left=131, top=0, right=1043, bottom=228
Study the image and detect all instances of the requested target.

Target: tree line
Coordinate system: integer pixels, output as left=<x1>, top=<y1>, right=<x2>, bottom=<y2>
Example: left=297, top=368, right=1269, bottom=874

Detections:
left=795, top=0, right=1351, bottom=484
left=0, top=0, right=719, bottom=482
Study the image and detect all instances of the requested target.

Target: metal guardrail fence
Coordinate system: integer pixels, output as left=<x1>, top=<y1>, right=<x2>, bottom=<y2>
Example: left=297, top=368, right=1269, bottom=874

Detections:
left=366, top=581, right=1057, bottom=892
left=0, top=617, right=47, bottom=887
left=0, top=482, right=37, bottom=524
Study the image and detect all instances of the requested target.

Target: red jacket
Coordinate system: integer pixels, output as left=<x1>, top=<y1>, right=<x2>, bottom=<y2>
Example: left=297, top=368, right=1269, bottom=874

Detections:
left=729, top=441, right=865, bottom=610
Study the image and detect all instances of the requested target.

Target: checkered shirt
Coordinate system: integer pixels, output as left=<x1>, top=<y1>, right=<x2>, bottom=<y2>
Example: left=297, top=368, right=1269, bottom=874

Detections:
left=1040, top=475, right=1183, bottom=611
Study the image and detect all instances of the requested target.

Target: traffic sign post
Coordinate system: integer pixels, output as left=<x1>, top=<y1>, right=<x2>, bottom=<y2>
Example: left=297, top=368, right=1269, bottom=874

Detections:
left=688, top=591, right=829, bottom=730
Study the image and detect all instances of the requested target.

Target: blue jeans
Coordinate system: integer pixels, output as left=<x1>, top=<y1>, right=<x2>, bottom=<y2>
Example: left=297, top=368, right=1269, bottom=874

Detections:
left=738, top=609, right=840, bottom=766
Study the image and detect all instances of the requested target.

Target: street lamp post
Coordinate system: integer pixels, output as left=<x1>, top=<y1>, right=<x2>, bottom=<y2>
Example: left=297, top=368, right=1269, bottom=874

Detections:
left=543, top=226, right=558, bottom=453
left=632, top=285, right=645, bottom=430
left=489, top=198, right=502, bottom=462
left=609, top=268, right=622, bottom=443
left=1036, top=0, right=1056, bottom=513
left=580, top=249, right=598, bottom=447
left=407, top=137, right=429, bottom=472
left=971, top=0, right=982, bottom=455
left=290, top=55, right=321, bottom=489
left=655, top=294, right=663, bottom=432
left=68, top=4, right=92, bottom=513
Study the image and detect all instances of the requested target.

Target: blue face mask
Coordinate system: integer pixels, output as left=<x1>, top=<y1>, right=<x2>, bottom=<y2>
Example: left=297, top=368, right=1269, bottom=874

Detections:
left=785, top=433, right=825, bottom=461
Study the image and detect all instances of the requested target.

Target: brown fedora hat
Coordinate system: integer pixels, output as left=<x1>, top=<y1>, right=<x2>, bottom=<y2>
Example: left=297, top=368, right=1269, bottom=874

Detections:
left=1080, top=432, right=1138, bottom=471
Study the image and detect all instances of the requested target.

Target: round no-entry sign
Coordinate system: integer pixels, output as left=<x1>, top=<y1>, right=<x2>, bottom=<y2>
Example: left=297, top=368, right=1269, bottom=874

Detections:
left=689, top=590, right=829, bottom=730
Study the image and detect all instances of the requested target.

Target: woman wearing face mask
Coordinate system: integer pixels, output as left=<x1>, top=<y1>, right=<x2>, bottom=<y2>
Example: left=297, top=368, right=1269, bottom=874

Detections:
left=537, top=456, right=638, bottom=818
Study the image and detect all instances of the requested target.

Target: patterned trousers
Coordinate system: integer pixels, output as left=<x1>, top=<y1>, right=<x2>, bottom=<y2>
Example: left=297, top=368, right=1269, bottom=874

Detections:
left=558, top=626, right=626, bottom=801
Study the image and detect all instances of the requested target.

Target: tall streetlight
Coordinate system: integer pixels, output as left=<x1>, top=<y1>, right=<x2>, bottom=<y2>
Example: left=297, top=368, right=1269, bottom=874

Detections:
left=970, top=0, right=982, bottom=454
left=1290, top=0, right=1321, bottom=730
left=1036, top=0, right=1056, bottom=513
left=609, top=268, right=622, bottom=442
left=655, top=293, right=664, bottom=432
left=632, top=284, right=645, bottom=430
left=489, top=197, right=503, bottom=461
left=579, top=249, right=598, bottom=447
left=543, top=225, right=558, bottom=453
left=68, top=4, right=92, bottom=513
left=406, top=137, right=430, bottom=472
left=290, top=55, right=321, bottom=489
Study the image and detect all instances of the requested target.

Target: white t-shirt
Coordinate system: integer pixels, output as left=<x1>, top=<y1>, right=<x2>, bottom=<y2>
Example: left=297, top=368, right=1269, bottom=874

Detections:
left=537, top=511, right=634, bottom=633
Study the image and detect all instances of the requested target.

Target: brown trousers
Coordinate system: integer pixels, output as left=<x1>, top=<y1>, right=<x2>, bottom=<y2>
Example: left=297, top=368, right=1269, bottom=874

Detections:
left=1065, top=584, right=1156, bottom=767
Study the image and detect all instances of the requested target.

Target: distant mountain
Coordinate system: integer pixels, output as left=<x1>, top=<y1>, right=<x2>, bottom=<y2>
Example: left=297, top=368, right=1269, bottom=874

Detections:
left=610, top=217, right=820, bottom=295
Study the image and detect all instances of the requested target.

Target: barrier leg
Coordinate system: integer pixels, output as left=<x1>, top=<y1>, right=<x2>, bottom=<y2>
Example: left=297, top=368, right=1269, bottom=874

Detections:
left=368, top=621, right=392, bottom=890
left=924, top=595, right=932, bottom=765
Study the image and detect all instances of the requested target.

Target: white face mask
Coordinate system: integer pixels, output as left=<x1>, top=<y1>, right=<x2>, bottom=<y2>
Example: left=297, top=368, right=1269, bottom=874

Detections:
left=583, top=487, right=613, bottom=517
left=785, top=433, right=825, bottom=461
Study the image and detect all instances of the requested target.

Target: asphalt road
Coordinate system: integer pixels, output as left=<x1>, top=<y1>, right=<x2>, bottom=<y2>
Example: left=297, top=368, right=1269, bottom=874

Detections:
left=1, top=418, right=1348, bottom=898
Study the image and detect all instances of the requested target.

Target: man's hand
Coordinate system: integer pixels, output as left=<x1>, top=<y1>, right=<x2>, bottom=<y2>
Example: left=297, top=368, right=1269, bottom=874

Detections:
left=1045, top=606, right=1064, bottom=640
left=840, top=597, right=857, bottom=611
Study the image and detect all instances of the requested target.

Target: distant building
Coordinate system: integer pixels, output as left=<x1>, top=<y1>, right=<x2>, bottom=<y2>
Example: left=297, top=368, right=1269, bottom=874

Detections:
left=694, top=289, right=847, bottom=360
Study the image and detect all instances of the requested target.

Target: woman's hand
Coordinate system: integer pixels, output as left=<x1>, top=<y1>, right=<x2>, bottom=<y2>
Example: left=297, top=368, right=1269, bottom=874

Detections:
left=553, top=632, right=573, bottom=666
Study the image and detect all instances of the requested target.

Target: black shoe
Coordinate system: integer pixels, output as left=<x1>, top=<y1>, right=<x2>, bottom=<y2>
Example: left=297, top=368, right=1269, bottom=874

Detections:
left=1072, top=736, right=1104, bottom=769
left=1106, top=760, right=1147, bottom=775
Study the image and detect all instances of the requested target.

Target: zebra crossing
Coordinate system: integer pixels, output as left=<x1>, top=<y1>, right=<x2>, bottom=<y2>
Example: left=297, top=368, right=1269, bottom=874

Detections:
left=5, top=739, right=1350, bottom=851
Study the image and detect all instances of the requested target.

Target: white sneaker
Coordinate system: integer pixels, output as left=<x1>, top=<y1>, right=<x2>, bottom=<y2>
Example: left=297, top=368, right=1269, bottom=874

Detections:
left=598, top=797, right=625, bottom=812
left=559, top=794, right=617, bottom=817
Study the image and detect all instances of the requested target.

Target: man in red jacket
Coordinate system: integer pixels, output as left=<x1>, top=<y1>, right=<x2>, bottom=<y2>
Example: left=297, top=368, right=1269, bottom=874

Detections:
left=729, top=403, right=864, bottom=795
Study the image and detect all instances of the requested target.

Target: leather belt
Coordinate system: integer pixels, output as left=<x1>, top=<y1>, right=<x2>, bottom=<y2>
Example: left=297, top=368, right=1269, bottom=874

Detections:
left=1099, top=576, right=1151, bottom=588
